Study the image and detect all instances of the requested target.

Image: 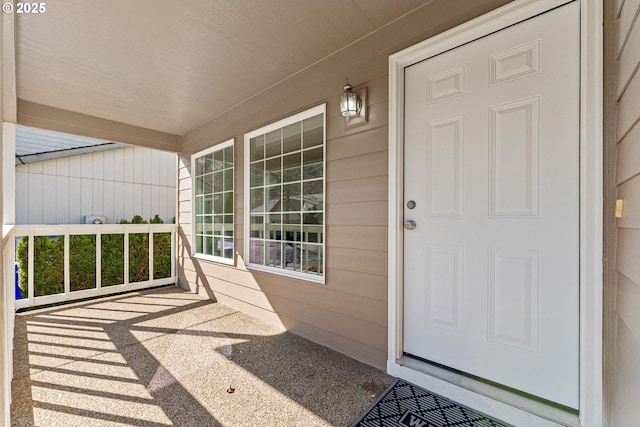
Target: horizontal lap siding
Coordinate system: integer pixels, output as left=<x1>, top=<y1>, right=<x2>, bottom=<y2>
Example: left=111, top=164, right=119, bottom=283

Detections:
left=611, top=0, right=640, bottom=423
left=617, top=124, right=640, bottom=184
left=177, top=82, right=390, bottom=366
left=177, top=0, right=512, bottom=369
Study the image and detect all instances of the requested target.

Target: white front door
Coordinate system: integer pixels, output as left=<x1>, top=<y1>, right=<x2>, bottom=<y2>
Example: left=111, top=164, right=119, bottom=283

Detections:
left=403, top=2, right=580, bottom=408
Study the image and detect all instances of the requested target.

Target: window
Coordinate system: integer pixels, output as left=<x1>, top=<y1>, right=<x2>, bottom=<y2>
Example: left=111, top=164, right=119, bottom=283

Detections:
left=192, top=139, right=234, bottom=264
left=244, top=104, right=325, bottom=282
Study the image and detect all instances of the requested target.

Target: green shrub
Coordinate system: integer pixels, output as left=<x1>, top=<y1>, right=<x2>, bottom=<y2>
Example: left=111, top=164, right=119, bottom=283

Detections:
left=70, top=235, right=96, bottom=291
left=102, top=233, right=125, bottom=287
left=123, top=215, right=150, bottom=282
left=16, top=214, right=172, bottom=297
left=16, top=236, right=65, bottom=297
left=152, top=212, right=171, bottom=279
left=154, top=232, right=172, bottom=279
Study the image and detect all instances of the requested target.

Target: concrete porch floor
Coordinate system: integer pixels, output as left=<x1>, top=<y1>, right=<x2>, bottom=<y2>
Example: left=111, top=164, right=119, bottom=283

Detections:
left=10, top=286, right=392, bottom=426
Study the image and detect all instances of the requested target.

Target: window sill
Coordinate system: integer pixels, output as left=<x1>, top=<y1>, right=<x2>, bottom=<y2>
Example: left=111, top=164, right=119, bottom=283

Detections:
left=192, top=253, right=235, bottom=266
left=245, top=263, right=325, bottom=284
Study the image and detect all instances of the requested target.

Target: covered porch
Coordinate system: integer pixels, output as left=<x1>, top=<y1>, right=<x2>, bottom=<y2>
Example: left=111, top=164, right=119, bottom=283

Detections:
left=11, top=286, right=391, bottom=426
left=4, top=0, right=637, bottom=425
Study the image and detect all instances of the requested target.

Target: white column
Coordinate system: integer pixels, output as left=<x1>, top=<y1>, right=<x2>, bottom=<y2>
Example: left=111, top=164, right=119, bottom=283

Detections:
left=1, top=1, right=17, bottom=424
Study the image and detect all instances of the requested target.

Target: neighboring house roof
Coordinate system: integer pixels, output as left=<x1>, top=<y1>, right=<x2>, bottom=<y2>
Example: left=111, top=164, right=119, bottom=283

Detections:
left=15, top=125, right=127, bottom=165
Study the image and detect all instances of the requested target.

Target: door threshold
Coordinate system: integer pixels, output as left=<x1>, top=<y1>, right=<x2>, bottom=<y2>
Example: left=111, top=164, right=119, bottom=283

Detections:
left=396, top=355, right=580, bottom=427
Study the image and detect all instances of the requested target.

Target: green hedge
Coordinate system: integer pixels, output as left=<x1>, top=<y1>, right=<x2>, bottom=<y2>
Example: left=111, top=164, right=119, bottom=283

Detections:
left=17, top=215, right=172, bottom=297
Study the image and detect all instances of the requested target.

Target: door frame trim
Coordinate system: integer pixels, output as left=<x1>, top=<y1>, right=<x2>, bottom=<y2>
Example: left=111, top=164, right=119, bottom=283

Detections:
left=387, top=1, right=603, bottom=426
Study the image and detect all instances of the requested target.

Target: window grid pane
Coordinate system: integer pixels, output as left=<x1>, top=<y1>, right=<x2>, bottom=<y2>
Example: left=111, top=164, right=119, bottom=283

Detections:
left=194, top=142, right=234, bottom=261
left=247, top=112, right=324, bottom=277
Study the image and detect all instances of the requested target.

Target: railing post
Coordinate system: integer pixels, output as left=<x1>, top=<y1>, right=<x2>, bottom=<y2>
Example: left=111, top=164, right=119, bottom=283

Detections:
left=4, top=227, right=16, bottom=383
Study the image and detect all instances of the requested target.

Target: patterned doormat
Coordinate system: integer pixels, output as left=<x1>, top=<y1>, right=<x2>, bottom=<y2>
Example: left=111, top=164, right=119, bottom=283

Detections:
left=350, top=379, right=512, bottom=427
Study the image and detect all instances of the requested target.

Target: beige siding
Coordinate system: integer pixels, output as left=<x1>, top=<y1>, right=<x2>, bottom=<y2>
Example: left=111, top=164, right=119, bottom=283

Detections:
left=608, top=0, right=640, bottom=423
left=617, top=124, right=640, bottom=183
left=177, top=0, right=511, bottom=369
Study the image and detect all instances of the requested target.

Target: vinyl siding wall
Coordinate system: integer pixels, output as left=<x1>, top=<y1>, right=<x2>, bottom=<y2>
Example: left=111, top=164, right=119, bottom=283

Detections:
left=609, top=0, right=640, bottom=424
left=178, top=0, right=510, bottom=369
left=15, top=146, right=177, bottom=225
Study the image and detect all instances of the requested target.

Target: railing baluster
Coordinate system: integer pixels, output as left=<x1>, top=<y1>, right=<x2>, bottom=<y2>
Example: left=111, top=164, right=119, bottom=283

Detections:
left=64, top=231, right=70, bottom=299
left=149, top=227, right=154, bottom=287
left=171, top=229, right=176, bottom=281
left=96, top=231, right=102, bottom=292
left=27, top=232, right=34, bottom=303
left=124, top=228, right=130, bottom=289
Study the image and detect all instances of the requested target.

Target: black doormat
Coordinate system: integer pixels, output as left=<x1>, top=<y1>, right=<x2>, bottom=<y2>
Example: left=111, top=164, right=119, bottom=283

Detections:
left=350, top=379, right=513, bottom=427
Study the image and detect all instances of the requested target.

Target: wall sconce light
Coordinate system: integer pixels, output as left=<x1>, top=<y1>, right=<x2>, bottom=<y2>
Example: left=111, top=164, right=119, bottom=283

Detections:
left=340, top=79, right=361, bottom=117
left=340, top=79, right=368, bottom=129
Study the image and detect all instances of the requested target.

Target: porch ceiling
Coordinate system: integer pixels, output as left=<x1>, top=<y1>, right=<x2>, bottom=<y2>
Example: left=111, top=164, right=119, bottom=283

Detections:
left=15, top=0, right=429, bottom=136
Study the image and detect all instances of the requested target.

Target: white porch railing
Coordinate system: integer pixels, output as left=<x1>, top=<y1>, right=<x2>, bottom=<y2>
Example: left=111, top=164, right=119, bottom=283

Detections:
left=12, top=224, right=177, bottom=310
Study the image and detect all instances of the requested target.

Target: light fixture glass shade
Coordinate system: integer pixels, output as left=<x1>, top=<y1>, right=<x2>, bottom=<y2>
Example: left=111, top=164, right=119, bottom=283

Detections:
left=340, top=83, right=360, bottom=117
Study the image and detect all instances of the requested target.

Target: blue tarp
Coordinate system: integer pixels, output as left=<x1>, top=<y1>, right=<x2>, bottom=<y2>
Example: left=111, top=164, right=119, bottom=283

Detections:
left=15, top=263, right=23, bottom=300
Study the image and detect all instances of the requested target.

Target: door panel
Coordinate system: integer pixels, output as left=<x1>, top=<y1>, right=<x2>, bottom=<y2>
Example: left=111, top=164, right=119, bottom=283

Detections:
left=403, top=2, right=580, bottom=408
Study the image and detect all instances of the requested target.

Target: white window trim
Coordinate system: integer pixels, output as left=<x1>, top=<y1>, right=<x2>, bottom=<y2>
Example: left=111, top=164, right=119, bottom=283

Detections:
left=243, top=104, right=326, bottom=284
left=387, top=0, right=602, bottom=426
left=191, top=138, right=235, bottom=266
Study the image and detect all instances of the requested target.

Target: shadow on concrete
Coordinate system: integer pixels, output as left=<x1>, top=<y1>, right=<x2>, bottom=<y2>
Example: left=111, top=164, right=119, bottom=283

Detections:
left=11, top=287, right=391, bottom=427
